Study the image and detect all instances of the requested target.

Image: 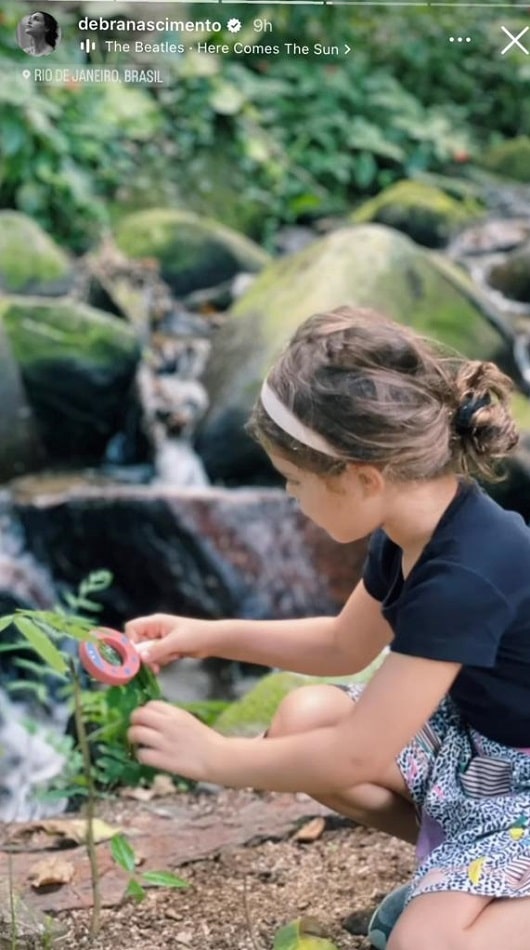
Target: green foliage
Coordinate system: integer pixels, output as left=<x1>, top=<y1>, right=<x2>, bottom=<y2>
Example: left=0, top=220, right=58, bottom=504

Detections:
left=0, top=571, right=112, bottom=675
left=111, top=833, right=188, bottom=902
left=0, top=2, right=527, bottom=250
left=152, top=57, right=472, bottom=243
left=1, top=570, right=228, bottom=793
left=0, top=72, right=110, bottom=252
left=0, top=5, right=158, bottom=251
left=0, top=570, right=160, bottom=790
left=79, top=670, right=163, bottom=790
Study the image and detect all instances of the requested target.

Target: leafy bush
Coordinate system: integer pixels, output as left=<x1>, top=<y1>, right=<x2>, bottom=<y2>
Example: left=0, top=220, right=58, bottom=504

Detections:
left=0, top=1, right=527, bottom=251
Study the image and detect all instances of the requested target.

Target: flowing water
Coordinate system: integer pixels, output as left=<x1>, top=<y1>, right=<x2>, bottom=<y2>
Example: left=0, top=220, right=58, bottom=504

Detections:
left=0, top=496, right=70, bottom=819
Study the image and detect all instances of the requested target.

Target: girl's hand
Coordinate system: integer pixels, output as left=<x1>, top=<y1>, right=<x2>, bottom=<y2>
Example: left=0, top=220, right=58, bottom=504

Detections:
left=128, top=701, right=222, bottom=781
left=124, top=613, right=212, bottom=672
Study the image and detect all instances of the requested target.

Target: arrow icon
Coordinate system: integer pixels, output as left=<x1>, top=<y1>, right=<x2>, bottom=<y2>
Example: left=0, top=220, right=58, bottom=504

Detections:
left=344, top=43, right=351, bottom=54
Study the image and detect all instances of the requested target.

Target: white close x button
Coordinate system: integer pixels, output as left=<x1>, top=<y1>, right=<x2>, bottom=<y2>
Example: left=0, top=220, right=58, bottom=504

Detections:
left=500, top=25, right=529, bottom=55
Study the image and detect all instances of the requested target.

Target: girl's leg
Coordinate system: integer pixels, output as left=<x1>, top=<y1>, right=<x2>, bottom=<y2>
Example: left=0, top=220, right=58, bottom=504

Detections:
left=266, top=684, right=419, bottom=843
left=388, top=891, right=530, bottom=950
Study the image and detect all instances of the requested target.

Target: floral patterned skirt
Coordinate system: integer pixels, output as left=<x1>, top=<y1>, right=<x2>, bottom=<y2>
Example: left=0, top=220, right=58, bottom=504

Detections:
left=340, top=684, right=530, bottom=902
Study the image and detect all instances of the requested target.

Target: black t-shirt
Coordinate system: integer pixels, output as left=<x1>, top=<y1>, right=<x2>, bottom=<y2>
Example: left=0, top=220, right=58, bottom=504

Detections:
left=363, top=479, right=530, bottom=747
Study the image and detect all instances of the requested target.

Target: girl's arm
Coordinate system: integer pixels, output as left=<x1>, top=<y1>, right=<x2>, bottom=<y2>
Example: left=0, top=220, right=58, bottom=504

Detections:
left=211, top=581, right=393, bottom=675
left=128, top=651, right=461, bottom=794
left=127, top=581, right=393, bottom=677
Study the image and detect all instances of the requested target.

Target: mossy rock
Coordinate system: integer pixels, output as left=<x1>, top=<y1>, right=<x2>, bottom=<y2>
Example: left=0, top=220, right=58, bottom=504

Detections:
left=0, top=212, right=72, bottom=295
left=351, top=180, right=484, bottom=248
left=214, top=660, right=383, bottom=737
left=480, top=137, right=530, bottom=183
left=0, top=296, right=140, bottom=463
left=488, top=242, right=530, bottom=304
left=511, top=393, right=530, bottom=433
left=0, top=320, right=44, bottom=483
left=114, top=209, right=270, bottom=295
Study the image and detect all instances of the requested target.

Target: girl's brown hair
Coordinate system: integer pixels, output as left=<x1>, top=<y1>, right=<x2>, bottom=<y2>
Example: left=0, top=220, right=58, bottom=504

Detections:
left=246, top=306, right=519, bottom=482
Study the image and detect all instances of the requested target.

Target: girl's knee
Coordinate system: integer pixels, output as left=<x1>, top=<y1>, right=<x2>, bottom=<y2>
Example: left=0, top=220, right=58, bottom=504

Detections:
left=388, top=917, right=430, bottom=950
left=387, top=901, right=465, bottom=950
left=267, top=684, right=352, bottom=736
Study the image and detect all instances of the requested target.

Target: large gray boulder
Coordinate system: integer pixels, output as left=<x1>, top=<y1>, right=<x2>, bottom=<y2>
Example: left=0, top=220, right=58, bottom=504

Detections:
left=488, top=241, right=530, bottom=303
left=196, top=224, right=510, bottom=481
left=11, top=481, right=367, bottom=623
left=114, top=208, right=270, bottom=295
left=480, top=137, right=530, bottom=184
left=0, top=297, right=141, bottom=464
left=0, top=320, right=45, bottom=482
left=351, top=180, right=483, bottom=248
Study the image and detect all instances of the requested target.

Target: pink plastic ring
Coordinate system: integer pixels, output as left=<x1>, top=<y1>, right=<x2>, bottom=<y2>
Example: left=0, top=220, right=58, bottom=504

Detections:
left=79, top=628, right=140, bottom=686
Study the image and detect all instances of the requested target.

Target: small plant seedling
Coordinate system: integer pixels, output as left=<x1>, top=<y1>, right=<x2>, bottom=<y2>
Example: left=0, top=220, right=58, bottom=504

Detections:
left=110, top=834, right=188, bottom=902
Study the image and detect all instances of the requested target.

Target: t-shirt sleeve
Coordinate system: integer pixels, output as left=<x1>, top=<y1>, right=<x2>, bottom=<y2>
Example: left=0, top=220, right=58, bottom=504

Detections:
left=391, top=560, right=514, bottom=667
left=362, top=529, right=396, bottom=601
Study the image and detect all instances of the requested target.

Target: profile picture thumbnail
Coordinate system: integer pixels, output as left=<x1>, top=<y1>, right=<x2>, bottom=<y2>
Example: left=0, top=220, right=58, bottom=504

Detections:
left=17, top=11, right=61, bottom=57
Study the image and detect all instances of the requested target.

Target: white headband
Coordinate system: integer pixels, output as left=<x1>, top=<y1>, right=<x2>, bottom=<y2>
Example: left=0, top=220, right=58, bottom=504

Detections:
left=259, top=380, right=345, bottom=458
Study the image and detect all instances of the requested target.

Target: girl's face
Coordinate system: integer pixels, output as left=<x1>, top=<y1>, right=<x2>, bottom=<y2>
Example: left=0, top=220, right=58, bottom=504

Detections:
left=268, top=451, right=385, bottom=543
left=25, top=12, right=45, bottom=37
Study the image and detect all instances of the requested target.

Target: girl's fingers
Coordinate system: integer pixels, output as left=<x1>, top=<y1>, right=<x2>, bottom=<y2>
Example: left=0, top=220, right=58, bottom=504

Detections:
left=128, top=724, right=162, bottom=747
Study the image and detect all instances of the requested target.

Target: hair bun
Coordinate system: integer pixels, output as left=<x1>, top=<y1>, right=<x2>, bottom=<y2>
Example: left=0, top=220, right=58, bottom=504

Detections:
left=454, top=394, right=491, bottom=434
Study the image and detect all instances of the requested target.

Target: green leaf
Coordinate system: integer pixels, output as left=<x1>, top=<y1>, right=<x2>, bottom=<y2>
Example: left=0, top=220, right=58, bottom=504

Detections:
left=65, top=593, right=101, bottom=614
left=38, top=786, right=89, bottom=802
left=124, top=878, right=145, bottom=902
left=13, top=617, right=68, bottom=675
left=0, top=615, right=14, bottom=633
left=110, top=834, right=137, bottom=873
left=273, top=917, right=340, bottom=950
left=209, top=81, right=246, bottom=115
left=141, top=870, right=189, bottom=889
left=8, top=682, right=49, bottom=704
left=12, top=610, right=97, bottom=642
left=14, top=657, right=50, bottom=677
left=2, top=116, right=28, bottom=156
left=80, top=570, right=113, bottom=595
left=135, top=665, right=162, bottom=700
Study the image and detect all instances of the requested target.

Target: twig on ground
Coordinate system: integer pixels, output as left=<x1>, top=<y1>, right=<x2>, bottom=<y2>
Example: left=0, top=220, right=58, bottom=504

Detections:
left=242, top=874, right=266, bottom=950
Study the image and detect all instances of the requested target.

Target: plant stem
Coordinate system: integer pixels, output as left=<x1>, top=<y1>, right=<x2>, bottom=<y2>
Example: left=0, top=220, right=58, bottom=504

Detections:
left=71, top=661, right=101, bottom=938
left=8, top=854, right=17, bottom=950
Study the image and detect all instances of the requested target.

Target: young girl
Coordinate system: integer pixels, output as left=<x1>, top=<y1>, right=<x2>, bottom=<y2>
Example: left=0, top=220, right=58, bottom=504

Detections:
left=127, top=306, right=530, bottom=950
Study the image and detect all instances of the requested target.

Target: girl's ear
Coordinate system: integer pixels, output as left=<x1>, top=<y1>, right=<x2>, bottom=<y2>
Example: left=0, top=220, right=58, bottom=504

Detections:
left=355, top=464, right=385, bottom=496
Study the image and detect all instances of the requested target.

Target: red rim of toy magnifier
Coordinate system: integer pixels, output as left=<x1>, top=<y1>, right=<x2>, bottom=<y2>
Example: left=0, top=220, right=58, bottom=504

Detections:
left=79, top=628, right=141, bottom=686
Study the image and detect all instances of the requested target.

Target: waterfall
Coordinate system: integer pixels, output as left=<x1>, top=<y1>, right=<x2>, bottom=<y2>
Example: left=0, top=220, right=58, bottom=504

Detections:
left=0, top=492, right=68, bottom=820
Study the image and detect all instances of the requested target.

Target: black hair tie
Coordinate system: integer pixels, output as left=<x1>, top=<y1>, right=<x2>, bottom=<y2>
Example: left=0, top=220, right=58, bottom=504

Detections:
left=454, top=393, right=491, bottom=434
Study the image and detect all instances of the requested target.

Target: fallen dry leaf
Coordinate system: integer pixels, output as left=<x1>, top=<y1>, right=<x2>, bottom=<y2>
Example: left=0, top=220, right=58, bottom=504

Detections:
left=119, top=786, right=156, bottom=802
left=46, top=818, right=121, bottom=844
left=292, top=818, right=326, bottom=843
left=151, top=774, right=176, bottom=797
left=29, top=857, right=75, bottom=888
left=120, top=774, right=174, bottom=801
left=12, top=817, right=122, bottom=846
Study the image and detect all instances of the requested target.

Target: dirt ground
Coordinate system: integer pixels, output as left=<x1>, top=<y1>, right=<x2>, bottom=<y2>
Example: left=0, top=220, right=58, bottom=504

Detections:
left=49, top=792, right=415, bottom=950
